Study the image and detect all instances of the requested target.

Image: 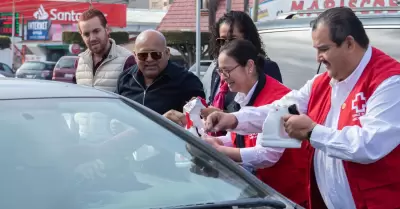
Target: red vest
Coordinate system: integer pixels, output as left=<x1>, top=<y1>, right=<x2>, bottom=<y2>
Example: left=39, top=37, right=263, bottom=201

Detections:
left=231, top=75, right=310, bottom=207
left=306, top=47, right=400, bottom=209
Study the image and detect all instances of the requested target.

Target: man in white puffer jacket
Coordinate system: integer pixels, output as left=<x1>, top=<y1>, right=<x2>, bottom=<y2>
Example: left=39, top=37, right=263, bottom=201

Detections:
left=75, top=9, right=136, bottom=92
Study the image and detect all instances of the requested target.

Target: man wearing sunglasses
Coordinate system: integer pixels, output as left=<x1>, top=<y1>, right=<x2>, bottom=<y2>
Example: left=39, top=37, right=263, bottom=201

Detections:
left=116, top=30, right=205, bottom=115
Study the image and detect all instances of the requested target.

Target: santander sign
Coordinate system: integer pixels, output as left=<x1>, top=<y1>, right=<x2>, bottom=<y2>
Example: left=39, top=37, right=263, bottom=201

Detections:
left=50, top=8, right=82, bottom=21
left=14, top=1, right=127, bottom=27
left=33, top=4, right=107, bottom=22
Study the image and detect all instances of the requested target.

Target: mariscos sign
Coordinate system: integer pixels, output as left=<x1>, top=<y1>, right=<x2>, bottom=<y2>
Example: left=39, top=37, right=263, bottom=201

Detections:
left=253, top=0, right=399, bottom=21
left=0, top=0, right=127, bottom=27
left=291, top=0, right=399, bottom=14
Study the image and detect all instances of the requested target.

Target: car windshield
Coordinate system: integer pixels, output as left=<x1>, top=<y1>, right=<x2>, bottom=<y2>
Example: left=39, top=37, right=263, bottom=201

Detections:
left=19, top=62, right=45, bottom=71
left=46, top=63, right=56, bottom=70
left=0, top=97, right=268, bottom=209
left=56, top=58, right=77, bottom=68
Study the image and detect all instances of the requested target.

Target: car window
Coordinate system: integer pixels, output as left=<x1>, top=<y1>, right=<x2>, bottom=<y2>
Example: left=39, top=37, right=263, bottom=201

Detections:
left=19, top=62, right=46, bottom=71
left=56, top=58, right=77, bottom=68
left=260, top=28, right=400, bottom=90
left=0, top=97, right=277, bottom=209
left=2, top=63, right=13, bottom=73
left=45, top=63, right=56, bottom=71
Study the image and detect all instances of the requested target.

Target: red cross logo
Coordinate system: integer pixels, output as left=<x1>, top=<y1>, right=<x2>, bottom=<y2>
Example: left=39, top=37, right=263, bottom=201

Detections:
left=248, top=134, right=258, bottom=141
left=351, top=92, right=366, bottom=114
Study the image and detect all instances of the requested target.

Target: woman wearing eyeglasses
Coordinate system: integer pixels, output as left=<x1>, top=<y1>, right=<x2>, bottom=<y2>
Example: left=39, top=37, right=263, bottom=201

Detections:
left=201, top=39, right=309, bottom=207
left=202, top=11, right=282, bottom=134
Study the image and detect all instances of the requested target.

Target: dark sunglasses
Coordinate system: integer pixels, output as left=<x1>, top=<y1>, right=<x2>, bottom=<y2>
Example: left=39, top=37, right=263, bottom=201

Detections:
left=216, top=37, right=236, bottom=46
left=136, top=51, right=163, bottom=61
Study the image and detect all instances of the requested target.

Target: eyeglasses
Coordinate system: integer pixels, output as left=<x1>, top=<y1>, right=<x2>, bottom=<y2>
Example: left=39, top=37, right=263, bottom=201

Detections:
left=218, top=64, right=240, bottom=78
left=216, top=37, right=236, bottom=46
left=136, top=51, right=163, bottom=61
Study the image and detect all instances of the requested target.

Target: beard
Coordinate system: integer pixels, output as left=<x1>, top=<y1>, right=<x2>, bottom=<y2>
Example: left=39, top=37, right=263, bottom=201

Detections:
left=88, top=36, right=108, bottom=54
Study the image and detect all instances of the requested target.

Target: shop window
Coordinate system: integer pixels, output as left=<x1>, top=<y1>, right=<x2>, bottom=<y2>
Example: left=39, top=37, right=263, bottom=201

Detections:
left=200, top=0, right=209, bottom=10
left=200, top=0, right=209, bottom=16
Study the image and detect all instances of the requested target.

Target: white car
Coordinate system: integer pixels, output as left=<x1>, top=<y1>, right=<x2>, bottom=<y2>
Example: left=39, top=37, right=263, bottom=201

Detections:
left=189, top=60, right=213, bottom=78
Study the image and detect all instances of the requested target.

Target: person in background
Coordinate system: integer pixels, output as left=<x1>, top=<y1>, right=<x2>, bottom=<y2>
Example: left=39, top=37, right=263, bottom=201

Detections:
left=202, top=11, right=282, bottom=130
left=205, top=7, right=400, bottom=209
left=116, top=29, right=205, bottom=115
left=165, top=40, right=309, bottom=207
left=75, top=8, right=135, bottom=92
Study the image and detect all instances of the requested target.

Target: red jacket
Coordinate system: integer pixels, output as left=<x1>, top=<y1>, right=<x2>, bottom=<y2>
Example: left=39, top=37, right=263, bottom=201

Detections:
left=231, top=75, right=310, bottom=207
left=306, top=47, right=400, bottom=209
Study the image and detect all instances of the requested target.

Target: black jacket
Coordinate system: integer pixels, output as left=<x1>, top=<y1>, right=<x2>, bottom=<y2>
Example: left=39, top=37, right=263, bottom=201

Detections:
left=116, top=62, right=205, bottom=115
left=208, top=58, right=282, bottom=113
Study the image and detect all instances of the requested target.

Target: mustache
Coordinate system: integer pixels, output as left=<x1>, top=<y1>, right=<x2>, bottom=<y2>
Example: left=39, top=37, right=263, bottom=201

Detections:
left=316, top=60, right=330, bottom=74
left=322, top=60, right=329, bottom=65
left=89, top=41, right=101, bottom=45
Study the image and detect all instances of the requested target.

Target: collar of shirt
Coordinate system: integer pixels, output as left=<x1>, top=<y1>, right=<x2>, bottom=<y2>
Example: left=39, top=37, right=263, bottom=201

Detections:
left=134, top=61, right=180, bottom=79
left=234, top=81, right=259, bottom=108
left=329, top=45, right=372, bottom=88
left=92, top=41, right=113, bottom=72
left=132, top=61, right=185, bottom=88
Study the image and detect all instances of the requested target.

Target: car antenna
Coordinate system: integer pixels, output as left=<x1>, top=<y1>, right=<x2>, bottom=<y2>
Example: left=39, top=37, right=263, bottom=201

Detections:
left=316, top=62, right=322, bottom=74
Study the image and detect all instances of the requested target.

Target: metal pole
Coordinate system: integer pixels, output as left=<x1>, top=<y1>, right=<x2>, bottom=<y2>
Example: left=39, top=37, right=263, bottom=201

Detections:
left=11, top=0, right=15, bottom=69
left=244, top=0, right=249, bottom=13
left=252, top=0, right=259, bottom=22
left=195, top=0, right=201, bottom=77
left=226, top=0, right=232, bottom=12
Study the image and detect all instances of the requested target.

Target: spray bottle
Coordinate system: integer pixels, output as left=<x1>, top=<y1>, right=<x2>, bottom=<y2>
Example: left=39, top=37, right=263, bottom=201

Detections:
left=183, top=97, right=208, bottom=137
left=260, top=104, right=302, bottom=148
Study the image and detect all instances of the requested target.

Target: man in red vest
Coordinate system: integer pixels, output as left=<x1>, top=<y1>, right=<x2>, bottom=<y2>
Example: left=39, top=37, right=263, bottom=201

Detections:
left=204, top=7, right=400, bottom=209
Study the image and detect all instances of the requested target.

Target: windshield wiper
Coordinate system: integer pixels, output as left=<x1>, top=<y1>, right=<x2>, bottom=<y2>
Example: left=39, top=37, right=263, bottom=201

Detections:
left=156, top=198, right=287, bottom=209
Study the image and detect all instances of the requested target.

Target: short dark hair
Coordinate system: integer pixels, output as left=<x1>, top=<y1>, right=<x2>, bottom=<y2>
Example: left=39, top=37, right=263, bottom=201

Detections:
left=219, top=39, right=265, bottom=74
left=311, top=7, right=369, bottom=48
left=79, top=8, right=108, bottom=28
left=210, top=11, right=266, bottom=59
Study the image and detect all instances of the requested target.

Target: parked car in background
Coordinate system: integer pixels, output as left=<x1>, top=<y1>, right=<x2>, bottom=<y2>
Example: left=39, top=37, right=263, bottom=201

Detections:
left=257, top=12, right=400, bottom=90
left=52, top=55, right=79, bottom=83
left=0, top=78, right=302, bottom=209
left=15, top=61, right=56, bottom=80
left=189, top=60, right=213, bottom=78
left=0, top=62, right=14, bottom=77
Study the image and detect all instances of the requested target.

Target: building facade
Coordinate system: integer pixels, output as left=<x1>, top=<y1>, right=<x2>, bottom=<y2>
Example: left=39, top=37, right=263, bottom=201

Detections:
left=128, top=0, right=171, bottom=9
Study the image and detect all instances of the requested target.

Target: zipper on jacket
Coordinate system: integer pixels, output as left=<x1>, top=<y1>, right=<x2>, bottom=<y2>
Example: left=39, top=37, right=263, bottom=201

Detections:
left=92, top=56, right=117, bottom=86
left=131, top=74, right=163, bottom=105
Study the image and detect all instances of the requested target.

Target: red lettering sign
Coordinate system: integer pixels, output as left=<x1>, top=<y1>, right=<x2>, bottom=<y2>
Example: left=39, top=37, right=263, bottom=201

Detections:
left=0, top=0, right=127, bottom=27
left=290, top=0, right=399, bottom=16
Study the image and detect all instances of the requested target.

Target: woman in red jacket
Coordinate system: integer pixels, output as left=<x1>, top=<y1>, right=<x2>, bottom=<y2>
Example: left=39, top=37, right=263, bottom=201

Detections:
left=201, top=39, right=309, bottom=207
